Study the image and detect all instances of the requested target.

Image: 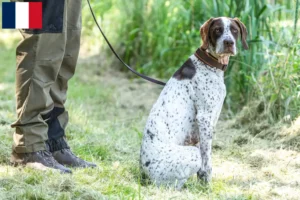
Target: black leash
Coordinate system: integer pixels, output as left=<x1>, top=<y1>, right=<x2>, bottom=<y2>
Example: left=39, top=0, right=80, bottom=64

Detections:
left=86, top=0, right=166, bottom=86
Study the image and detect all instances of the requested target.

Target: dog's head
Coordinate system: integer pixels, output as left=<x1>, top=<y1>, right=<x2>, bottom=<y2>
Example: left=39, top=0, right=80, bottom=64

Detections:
left=200, top=17, right=249, bottom=56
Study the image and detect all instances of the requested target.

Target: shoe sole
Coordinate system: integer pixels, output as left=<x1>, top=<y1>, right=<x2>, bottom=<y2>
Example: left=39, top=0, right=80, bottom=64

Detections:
left=10, top=161, right=72, bottom=174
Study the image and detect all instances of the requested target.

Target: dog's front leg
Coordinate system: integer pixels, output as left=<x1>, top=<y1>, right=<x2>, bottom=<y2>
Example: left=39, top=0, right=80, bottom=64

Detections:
left=196, top=115, right=213, bottom=183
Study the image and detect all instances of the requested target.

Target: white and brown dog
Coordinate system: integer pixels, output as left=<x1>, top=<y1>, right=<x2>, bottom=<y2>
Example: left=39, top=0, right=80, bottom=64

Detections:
left=140, top=17, right=249, bottom=189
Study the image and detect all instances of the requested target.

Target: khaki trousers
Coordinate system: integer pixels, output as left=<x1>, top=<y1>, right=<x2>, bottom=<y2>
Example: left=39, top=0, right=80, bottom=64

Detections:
left=12, top=0, right=82, bottom=153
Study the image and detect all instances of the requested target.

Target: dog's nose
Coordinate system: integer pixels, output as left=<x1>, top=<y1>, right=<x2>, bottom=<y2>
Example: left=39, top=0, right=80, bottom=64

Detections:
left=224, top=40, right=234, bottom=47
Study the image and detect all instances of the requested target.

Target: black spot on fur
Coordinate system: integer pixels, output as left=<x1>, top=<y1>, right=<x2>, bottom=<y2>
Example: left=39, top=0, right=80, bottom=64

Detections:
left=173, top=58, right=196, bottom=80
left=145, top=161, right=151, bottom=167
left=147, top=129, right=155, bottom=140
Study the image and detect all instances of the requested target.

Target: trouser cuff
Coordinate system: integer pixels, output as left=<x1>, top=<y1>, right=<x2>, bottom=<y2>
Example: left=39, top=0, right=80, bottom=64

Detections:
left=13, top=142, right=46, bottom=153
left=46, top=137, right=69, bottom=152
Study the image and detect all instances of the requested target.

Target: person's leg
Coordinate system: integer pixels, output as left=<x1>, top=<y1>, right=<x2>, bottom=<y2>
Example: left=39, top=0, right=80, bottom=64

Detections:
left=46, top=0, right=96, bottom=168
left=46, top=0, right=82, bottom=149
left=10, top=0, right=72, bottom=173
left=11, top=30, right=68, bottom=152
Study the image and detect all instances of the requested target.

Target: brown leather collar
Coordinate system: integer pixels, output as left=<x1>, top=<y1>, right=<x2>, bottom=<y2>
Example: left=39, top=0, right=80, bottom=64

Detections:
left=194, top=48, right=228, bottom=71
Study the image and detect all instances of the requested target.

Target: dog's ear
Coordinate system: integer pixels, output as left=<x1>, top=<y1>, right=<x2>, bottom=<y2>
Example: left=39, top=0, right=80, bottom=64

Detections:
left=233, top=18, right=249, bottom=50
left=200, top=18, right=214, bottom=50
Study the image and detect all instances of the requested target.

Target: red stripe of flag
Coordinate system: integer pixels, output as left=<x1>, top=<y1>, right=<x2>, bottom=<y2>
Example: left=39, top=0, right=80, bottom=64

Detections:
left=29, top=2, right=42, bottom=29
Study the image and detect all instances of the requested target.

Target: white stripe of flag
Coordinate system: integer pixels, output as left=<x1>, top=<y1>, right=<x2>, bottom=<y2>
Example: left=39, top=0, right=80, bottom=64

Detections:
left=15, top=2, right=29, bottom=29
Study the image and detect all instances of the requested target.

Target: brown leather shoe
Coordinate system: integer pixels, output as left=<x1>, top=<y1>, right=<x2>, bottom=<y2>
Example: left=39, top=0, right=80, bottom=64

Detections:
left=52, top=148, right=97, bottom=168
left=10, top=150, right=72, bottom=174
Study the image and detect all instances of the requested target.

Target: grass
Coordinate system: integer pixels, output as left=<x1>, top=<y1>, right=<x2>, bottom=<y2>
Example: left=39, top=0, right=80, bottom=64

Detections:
left=0, top=30, right=300, bottom=200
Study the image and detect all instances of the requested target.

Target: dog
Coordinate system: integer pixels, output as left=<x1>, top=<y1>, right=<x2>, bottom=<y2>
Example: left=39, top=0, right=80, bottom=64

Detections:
left=140, top=17, right=249, bottom=189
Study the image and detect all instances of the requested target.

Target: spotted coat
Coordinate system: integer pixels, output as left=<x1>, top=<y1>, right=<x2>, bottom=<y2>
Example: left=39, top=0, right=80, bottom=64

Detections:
left=140, top=55, right=226, bottom=189
left=140, top=17, right=248, bottom=189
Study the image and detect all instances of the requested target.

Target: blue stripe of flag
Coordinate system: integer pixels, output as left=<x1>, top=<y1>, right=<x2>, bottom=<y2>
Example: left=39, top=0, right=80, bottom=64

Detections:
left=2, top=2, right=16, bottom=29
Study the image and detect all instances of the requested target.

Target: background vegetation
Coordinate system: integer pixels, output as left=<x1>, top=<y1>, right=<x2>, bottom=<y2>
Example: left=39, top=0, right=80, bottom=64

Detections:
left=83, top=0, right=300, bottom=123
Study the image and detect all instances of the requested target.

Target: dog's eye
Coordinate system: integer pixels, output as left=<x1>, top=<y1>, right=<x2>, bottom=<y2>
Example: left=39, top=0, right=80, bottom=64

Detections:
left=232, top=28, right=238, bottom=33
left=215, top=28, right=221, bottom=33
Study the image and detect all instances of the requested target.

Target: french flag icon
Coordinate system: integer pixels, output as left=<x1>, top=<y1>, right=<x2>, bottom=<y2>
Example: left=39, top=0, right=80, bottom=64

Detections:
left=2, top=2, right=42, bottom=29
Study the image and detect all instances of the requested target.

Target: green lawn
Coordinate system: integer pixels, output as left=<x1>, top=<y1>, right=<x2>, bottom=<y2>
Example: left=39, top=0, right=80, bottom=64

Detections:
left=0, top=31, right=299, bottom=200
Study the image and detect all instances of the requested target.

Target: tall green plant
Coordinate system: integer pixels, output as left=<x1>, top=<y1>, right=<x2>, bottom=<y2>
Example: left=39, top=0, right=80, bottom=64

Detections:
left=294, top=0, right=299, bottom=36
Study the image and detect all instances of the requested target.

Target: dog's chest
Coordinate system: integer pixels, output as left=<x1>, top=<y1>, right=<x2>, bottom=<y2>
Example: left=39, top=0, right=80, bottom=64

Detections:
left=193, top=57, right=226, bottom=120
left=181, top=57, right=226, bottom=142
left=144, top=55, right=226, bottom=144
left=192, top=57, right=226, bottom=101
